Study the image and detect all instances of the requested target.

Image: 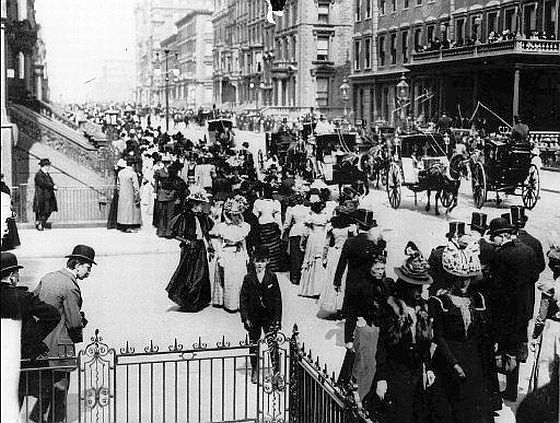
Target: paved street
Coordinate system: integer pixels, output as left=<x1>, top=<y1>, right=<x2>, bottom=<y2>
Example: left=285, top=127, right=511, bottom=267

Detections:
left=14, top=166, right=559, bottom=422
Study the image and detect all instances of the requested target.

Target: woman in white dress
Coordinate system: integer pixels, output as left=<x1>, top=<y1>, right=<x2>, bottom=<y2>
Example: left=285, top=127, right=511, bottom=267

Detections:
left=282, top=193, right=310, bottom=285
left=299, top=192, right=329, bottom=297
left=317, top=213, right=356, bottom=317
left=253, top=184, right=283, bottom=272
left=211, top=196, right=250, bottom=312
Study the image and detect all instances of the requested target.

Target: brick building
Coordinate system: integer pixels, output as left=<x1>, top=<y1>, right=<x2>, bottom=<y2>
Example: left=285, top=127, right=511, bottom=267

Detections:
left=212, top=0, right=354, bottom=116
left=351, top=0, right=559, bottom=130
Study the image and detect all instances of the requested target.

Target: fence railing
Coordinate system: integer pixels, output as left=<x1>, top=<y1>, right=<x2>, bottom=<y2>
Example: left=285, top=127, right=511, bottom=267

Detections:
left=15, top=326, right=371, bottom=423
left=11, top=185, right=115, bottom=225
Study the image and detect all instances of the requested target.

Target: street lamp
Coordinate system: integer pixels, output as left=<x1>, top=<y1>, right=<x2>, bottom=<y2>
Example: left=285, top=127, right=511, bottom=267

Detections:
left=155, top=49, right=179, bottom=133
left=249, top=81, right=255, bottom=108
left=339, top=78, right=350, bottom=117
left=396, top=73, right=409, bottom=125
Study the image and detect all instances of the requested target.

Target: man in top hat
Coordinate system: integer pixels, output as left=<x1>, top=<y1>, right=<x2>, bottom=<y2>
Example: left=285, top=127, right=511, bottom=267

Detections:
left=1, top=252, right=60, bottom=423
left=33, top=158, right=58, bottom=231
left=32, top=245, right=96, bottom=421
left=428, top=221, right=467, bottom=295
left=486, top=217, right=537, bottom=402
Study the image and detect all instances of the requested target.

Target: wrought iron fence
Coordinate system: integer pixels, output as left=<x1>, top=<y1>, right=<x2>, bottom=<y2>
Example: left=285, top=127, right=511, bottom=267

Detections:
left=11, top=185, right=115, bottom=225
left=15, top=326, right=372, bottom=423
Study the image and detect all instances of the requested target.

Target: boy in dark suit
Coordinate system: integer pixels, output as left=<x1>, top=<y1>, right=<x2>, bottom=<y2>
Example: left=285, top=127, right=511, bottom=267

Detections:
left=240, top=246, right=283, bottom=385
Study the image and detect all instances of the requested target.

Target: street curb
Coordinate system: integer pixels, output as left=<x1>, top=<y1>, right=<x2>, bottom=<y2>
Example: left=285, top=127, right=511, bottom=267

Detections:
left=543, top=167, right=560, bottom=173
left=17, top=221, right=106, bottom=230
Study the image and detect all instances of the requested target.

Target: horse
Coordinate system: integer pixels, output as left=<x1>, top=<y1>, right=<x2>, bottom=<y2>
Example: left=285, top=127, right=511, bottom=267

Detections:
left=369, top=145, right=390, bottom=189
left=423, top=156, right=466, bottom=215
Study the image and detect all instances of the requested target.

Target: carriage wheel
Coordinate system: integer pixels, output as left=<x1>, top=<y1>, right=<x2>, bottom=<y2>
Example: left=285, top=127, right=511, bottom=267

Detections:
left=522, top=164, right=540, bottom=210
left=440, top=186, right=456, bottom=208
left=471, top=162, right=487, bottom=209
left=386, top=163, right=402, bottom=209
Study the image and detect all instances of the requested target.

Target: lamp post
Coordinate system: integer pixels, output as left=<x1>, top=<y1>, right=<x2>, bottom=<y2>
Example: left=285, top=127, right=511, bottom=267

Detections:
left=155, top=49, right=179, bottom=133
left=249, top=81, right=255, bottom=109
left=396, top=73, right=410, bottom=127
left=339, top=78, right=350, bottom=117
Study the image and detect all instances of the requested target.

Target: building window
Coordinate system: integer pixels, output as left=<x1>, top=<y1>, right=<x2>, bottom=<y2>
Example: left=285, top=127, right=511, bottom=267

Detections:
left=17, top=52, right=25, bottom=79
left=292, top=36, right=297, bottom=61
left=544, top=0, right=556, bottom=37
left=366, top=0, right=372, bottom=18
left=427, top=25, right=435, bottom=43
left=364, top=38, right=371, bottom=68
left=318, top=3, right=330, bottom=24
left=390, top=33, right=397, bottom=64
left=317, top=36, right=330, bottom=61
left=316, top=77, right=329, bottom=107
left=471, top=15, right=482, bottom=40
left=455, top=18, right=465, bottom=43
left=504, top=8, right=516, bottom=32
left=523, top=4, right=537, bottom=36
left=379, top=36, right=386, bottom=66
left=356, top=0, right=362, bottom=21
left=392, top=0, right=396, bottom=12
left=380, top=0, right=386, bottom=15
left=292, top=2, right=297, bottom=26
left=354, top=40, right=361, bottom=69
left=487, top=11, right=498, bottom=37
left=402, top=30, right=409, bottom=63
left=416, top=0, right=421, bottom=5
left=404, top=0, right=409, bottom=8
left=414, top=28, right=423, bottom=50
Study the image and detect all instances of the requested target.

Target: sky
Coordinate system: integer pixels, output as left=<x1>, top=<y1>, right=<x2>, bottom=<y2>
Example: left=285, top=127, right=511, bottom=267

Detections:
left=36, top=0, right=136, bottom=103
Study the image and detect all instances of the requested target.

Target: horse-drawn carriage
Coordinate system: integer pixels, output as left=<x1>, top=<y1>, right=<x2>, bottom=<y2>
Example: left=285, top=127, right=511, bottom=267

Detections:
left=469, top=137, right=540, bottom=209
left=386, top=132, right=459, bottom=214
left=208, top=118, right=234, bottom=146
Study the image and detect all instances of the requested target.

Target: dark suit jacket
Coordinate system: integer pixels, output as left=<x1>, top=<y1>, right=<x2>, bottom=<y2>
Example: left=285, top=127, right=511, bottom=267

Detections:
left=333, top=233, right=382, bottom=291
left=517, top=229, right=546, bottom=322
left=239, top=269, right=282, bottom=325
left=1, top=282, right=60, bottom=359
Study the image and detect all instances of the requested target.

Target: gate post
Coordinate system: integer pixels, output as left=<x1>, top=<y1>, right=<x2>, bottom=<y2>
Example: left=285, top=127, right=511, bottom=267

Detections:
left=78, top=329, right=116, bottom=423
left=289, top=324, right=300, bottom=423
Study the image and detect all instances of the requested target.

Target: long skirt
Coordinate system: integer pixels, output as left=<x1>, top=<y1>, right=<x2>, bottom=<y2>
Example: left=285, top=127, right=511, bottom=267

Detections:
left=156, top=201, right=175, bottom=238
left=259, top=223, right=282, bottom=272
left=352, top=323, right=380, bottom=400
left=317, top=246, right=346, bottom=314
left=299, top=230, right=327, bottom=297
left=533, top=319, right=560, bottom=391
left=107, top=189, right=119, bottom=229
left=212, top=246, right=248, bottom=312
left=166, top=240, right=211, bottom=312
left=288, top=236, right=304, bottom=285
left=1, top=218, right=21, bottom=251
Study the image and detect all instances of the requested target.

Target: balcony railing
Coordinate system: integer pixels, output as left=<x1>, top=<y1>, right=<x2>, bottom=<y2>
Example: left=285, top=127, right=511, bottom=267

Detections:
left=411, top=39, right=560, bottom=64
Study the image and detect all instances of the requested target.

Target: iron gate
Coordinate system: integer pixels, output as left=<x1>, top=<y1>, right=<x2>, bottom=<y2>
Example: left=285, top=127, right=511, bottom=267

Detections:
left=17, top=326, right=373, bottom=423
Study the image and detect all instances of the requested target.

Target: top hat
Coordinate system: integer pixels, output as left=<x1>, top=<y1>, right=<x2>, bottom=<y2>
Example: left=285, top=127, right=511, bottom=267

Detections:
left=488, top=217, right=514, bottom=238
left=39, top=158, right=51, bottom=167
left=501, top=213, right=513, bottom=226
left=510, top=206, right=528, bottom=228
left=1, top=252, right=24, bottom=274
left=394, top=242, right=432, bottom=285
left=446, top=222, right=466, bottom=239
left=353, top=209, right=377, bottom=230
left=65, top=245, right=97, bottom=265
left=470, top=212, right=488, bottom=234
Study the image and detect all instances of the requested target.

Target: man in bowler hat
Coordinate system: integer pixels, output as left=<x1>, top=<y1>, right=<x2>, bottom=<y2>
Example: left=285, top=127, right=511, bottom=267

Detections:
left=33, top=158, right=58, bottom=231
left=32, top=245, right=96, bottom=422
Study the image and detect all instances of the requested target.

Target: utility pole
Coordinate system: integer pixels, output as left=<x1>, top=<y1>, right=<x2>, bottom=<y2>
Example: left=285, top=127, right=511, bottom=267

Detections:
left=164, top=48, right=170, bottom=133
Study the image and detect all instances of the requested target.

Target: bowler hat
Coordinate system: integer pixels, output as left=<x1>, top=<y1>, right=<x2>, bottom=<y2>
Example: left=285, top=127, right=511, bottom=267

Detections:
left=353, top=209, right=377, bottom=230
left=445, top=222, right=466, bottom=239
left=1, top=252, right=24, bottom=274
left=488, top=217, right=514, bottom=238
left=39, top=158, right=51, bottom=167
left=469, top=212, right=488, bottom=234
left=65, top=245, right=97, bottom=265
left=510, top=206, right=528, bottom=228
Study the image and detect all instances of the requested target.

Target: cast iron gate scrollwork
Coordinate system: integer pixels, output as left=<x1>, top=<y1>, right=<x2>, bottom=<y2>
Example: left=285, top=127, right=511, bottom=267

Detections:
left=18, top=325, right=373, bottom=422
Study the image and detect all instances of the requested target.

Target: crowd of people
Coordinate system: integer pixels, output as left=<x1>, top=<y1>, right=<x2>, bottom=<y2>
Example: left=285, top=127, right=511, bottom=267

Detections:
left=1, top=103, right=558, bottom=423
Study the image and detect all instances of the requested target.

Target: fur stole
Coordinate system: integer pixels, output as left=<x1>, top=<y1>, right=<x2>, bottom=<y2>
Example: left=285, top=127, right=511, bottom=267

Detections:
left=386, top=296, right=433, bottom=346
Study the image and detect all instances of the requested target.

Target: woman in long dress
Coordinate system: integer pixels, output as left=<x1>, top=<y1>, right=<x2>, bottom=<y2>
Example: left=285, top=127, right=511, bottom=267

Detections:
left=316, top=213, right=356, bottom=317
left=253, top=184, right=283, bottom=272
left=282, top=193, right=310, bottom=285
left=299, top=194, right=329, bottom=297
left=165, top=187, right=215, bottom=312
left=117, top=160, right=142, bottom=232
left=429, top=242, right=494, bottom=423
left=211, top=196, right=250, bottom=312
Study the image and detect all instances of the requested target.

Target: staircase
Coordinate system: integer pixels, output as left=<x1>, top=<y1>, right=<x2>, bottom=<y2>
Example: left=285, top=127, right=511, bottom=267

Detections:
left=7, top=103, right=114, bottom=188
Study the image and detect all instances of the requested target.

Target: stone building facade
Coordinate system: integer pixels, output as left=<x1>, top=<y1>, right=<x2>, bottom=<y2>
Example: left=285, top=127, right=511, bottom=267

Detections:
left=351, top=0, right=559, bottom=129
left=212, top=0, right=353, bottom=116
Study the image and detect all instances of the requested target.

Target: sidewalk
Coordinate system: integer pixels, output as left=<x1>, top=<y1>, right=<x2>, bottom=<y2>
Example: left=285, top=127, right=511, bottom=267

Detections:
left=541, top=168, right=560, bottom=193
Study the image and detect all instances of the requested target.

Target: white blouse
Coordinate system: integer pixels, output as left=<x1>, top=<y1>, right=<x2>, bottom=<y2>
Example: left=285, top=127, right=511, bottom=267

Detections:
left=253, top=198, right=282, bottom=227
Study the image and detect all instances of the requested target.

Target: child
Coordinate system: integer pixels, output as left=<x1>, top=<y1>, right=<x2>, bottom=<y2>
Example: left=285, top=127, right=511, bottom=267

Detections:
left=240, top=246, right=283, bottom=385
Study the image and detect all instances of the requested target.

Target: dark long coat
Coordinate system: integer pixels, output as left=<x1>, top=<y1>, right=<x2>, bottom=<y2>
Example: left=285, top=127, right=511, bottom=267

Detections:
left=32, top=170, right=58, bottom=218
left=517, top=229, right=546, bottom=321
left=239, top=269, right=282, bottom=326
left=488, top=239, right=537, bottom=354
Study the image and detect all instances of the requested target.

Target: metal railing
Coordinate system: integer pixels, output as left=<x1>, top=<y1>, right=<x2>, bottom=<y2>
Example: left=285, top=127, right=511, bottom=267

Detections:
left=15, top=326, right=371, bottom=423
left=11, top=185, right=115, bottom=225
